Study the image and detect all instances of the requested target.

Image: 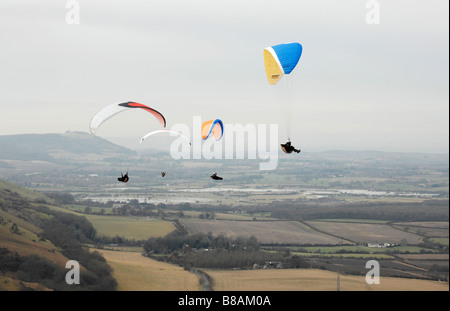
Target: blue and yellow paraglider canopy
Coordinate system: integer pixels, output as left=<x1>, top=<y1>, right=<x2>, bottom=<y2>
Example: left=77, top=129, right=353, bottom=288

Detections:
left=263, top=42, right=302, bottom=85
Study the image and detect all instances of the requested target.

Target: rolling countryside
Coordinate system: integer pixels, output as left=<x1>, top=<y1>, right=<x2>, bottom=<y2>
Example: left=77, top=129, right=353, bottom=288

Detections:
left=0, top=133, right=448, bottom=291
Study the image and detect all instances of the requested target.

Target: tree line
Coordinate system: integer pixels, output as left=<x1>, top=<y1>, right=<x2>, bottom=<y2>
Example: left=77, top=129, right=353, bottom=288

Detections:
left=143, top=227, right=308, bottom=270
left=144, top=228, right=259, bottom=255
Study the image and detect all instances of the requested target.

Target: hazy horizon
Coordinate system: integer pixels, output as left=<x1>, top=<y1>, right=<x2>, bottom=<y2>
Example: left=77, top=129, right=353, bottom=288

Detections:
left=3, top=130, right=449, bottom=156
left=1, top=0, right=448, bottom=154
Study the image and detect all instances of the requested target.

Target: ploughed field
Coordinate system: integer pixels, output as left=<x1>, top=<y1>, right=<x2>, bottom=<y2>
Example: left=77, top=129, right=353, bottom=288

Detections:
left=205, top=268, right=449, bottom=291
left=181, top=220, right=349, bottom=245
left=180, top=219, right=430, bottom=245
left=305, top=221, right=423, bottom=244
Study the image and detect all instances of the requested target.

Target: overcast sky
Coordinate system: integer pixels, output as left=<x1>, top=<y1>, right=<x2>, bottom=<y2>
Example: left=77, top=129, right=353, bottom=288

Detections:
left=0, top=0, right=448, bottom=153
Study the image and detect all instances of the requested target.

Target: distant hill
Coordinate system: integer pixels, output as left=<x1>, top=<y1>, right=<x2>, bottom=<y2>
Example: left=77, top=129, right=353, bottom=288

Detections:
left=0, top=131, right=136, bottom=161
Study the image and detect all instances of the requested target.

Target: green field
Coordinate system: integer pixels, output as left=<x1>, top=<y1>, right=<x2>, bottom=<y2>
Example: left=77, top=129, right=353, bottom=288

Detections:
left=295, top=245, right=437, bottom=254
left=261, top=244, right=442, bottom=260
left=315, top=219, right=389, bottom=224
left=429, top=238, right=449, bottom=246
left=84, top=215, right=175, bottom=240
left=290, top=252, right=395, bottom=259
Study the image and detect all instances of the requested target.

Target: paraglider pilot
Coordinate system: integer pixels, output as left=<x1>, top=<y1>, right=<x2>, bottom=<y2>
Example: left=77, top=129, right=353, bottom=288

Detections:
left=280, top=140, right=301, bottom=154
left=118, top=172, right=129, bottom=183
left=211, top=172, right=223, bottom=180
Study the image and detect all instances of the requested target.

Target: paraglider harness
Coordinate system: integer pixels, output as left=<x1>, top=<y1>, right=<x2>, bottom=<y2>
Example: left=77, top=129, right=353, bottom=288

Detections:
left=280, top=140, right=301, bottom=154
left=118, top=172, right=129, bottom=183
left=210, top=172, right=223, bottom=180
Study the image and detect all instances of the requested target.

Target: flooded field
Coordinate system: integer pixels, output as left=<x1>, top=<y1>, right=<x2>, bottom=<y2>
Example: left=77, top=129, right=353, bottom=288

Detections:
left=79, top=186, right=440, bottom=206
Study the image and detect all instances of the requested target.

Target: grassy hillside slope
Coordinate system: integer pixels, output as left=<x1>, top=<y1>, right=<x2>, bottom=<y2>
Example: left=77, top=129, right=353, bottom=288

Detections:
left=0, top=179, right=116, bottom=290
